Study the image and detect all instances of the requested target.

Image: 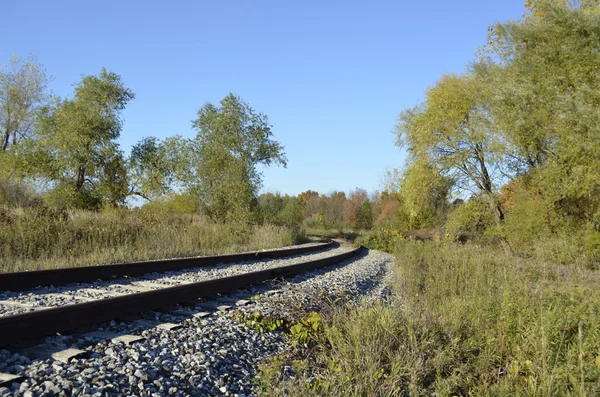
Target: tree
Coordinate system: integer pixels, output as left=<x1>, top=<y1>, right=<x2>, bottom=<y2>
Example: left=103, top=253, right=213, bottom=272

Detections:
left=278, top=195, right=304, bottom=227
left=396, top=73, right=506, bottom=224
left=323, top=191, right=346, bottom=229
left=258, top=192, right=285, bottom=224
left=128, top=136, right=188, bottom=201
left=0, top=55, right=51, bottom=152
left=399, top=157, right=453, bottom=229
left=189, top=94, right=286, bottom=222
left=342, top=188, right=370, bottom=228
left=355, top=200, right=373, bottom=230
left=0, top=55, right=52, bottom=179
left=484, top=0, right=600, bottom=223
left=32, top=68, right=134, bottom=208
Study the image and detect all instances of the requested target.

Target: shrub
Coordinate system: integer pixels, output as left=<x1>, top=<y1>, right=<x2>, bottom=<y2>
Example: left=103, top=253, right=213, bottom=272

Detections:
left=0, top=178, right=38, bottom=208
left=445, top=197, right=496, bottom=242
left=356, top=221, right=403, bottom=252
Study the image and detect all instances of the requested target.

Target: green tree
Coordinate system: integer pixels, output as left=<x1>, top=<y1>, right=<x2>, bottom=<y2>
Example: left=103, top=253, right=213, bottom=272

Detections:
left=128, top=136, right=189, bottom=200
left=355, top=200, right=373, bottom=230
left=0, top=55, right=52, bottom=180
left=324, top=191, right=346, bottom=229
left=278, top=195, right=304, bottom=227
left=396, top=73, right=506, bottom=224
left=399, top=157, right=453, bottom=229
left=0, top=55, right=51, bottom=152
left=189, top=94, right=286, bottom=222
left=258, top=192, right=285, bottom=224
left=484, top=0, right=600, bottom=224
left=32, top=68, right=134, bottom=208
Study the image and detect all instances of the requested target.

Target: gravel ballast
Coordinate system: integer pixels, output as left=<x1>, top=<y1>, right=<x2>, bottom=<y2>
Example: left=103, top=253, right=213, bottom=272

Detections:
left=0, top=248, right=394, bottom=396
left=0, top=245, right=350, bottom=317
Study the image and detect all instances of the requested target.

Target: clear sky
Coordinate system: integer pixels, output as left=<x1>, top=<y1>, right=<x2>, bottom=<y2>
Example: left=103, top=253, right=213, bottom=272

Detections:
left=2, top=0, right=526, bottom=196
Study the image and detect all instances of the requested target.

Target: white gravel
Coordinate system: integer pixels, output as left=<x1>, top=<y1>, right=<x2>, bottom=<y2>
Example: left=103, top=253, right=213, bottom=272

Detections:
left=0, top=248, right=394, bottom=397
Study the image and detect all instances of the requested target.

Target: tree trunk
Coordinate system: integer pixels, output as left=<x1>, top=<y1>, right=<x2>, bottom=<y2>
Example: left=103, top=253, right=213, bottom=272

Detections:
left=2, top=127, right=9, bottom=151
left=475, top=146, right=504, bottom=225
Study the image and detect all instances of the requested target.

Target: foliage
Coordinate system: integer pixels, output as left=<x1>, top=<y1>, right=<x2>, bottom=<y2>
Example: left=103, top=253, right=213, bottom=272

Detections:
left=187, top=94, right=286, bottom=223
left=0, top=178, right=38, bottom=207
left=0, top=55, right=51, bottom=153
left=483, top=0, right=600, bottom=226
left=263, top=241, right=600, bottom=396
left=289, top=312, right=322, bottom=346
left=445, top=197, right=497, bottom=242
left=399, top=157, right=452, bottom=229
left=354, top=200, right=373, bottom=230
left=396, top=73, right=506, bottom=224
left=139, top=193, right=198, bottom=216
left=241, top=311, right=285, bottom=334
left=0, top=55, right=52, bottom=181
left=128, top=136, right=186, bottom=201
left=30, top=68, right=134, bottom=208
left=502, top=178, right=553, bottom=251
left=258, top=192, right=305, bottom=228
left=356, top=221, right=403, bottom=252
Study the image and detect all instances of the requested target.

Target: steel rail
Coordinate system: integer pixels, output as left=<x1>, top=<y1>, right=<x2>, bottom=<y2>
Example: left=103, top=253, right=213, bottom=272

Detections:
left=0, top=241, right=334, bottom=292
left=0, top=246, right=364, bottom=346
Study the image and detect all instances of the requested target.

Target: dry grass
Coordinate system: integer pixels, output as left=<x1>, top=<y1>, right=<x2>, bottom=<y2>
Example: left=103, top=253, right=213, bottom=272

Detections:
left=259, top=241, right=600, bottom=396
left=0, top=207, right=301, bottom=272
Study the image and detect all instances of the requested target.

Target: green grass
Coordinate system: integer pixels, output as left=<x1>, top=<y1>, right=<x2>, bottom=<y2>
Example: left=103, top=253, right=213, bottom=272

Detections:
left=0, top=207, right=302, bottom=272
left=259, top=241, right=600, bottom=396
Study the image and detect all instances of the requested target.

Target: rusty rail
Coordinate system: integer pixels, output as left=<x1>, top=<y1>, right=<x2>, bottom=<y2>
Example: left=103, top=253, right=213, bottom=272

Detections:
left=0, top=241, right=334, bottom=292
left=0, top=246, right=364, bottom=346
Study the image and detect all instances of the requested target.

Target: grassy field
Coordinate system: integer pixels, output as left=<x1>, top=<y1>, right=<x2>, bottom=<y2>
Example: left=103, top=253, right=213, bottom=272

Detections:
left=260, top=240, right=600, bottom=396
left=0, top=207, right=303, bottom=272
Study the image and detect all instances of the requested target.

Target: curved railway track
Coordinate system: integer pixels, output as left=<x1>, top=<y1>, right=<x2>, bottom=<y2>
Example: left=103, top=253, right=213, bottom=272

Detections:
left=0, top=240, right=335, bottom=292
left=0, top=242, right=363, bottom=347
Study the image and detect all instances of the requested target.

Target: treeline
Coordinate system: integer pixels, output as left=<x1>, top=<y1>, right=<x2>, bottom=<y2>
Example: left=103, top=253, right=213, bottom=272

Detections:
left=367, top=0, right=600, bottom=263
left=256, top=188, right=375, bottom=230
left=0, top=59, right=284, bottom=223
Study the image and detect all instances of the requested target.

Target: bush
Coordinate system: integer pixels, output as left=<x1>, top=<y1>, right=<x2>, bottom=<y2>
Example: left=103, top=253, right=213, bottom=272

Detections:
left=43, top=182, right=101, bottom=210
left=0, top=178, right=38, bottom=208
left=502, top=184, right=553, bottom=252
left=356, top=221, right=403, bottom=252
left=139, top=193, right=198, bottom=217
left=445, top=197, right=496, bottom=242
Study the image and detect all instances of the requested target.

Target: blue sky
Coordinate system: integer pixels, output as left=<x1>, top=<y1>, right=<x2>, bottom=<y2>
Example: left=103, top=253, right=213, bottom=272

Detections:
left=2, top=0, right=525, bottom=196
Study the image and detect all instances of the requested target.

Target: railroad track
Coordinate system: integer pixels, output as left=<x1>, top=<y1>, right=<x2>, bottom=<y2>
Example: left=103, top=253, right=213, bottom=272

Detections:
left=0, top=242, right=391, bottom=395
left=0, top=241, right=362, bottom=347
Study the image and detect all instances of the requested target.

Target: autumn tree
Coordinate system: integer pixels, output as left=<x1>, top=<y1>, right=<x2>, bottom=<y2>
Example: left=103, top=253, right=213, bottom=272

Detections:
left=342, top=188, right=372, bottom=229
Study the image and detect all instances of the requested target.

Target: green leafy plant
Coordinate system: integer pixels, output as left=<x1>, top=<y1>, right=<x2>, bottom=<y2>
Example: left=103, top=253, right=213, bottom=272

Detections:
left=289, top=312, right=322, bottom=346
left=241, top=311, right=285, bottom=334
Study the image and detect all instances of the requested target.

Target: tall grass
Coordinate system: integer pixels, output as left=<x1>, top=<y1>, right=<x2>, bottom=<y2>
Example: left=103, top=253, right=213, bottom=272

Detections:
left=0, top=207, right=301, bottom=272
left=263, top=241, right=600, bottom=396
